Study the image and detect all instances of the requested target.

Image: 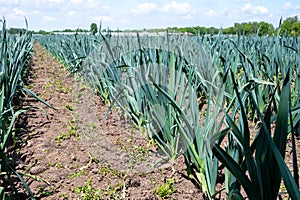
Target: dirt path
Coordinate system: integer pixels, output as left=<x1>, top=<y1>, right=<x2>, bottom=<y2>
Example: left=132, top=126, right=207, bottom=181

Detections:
left=13, top=43, right=204, bottom=199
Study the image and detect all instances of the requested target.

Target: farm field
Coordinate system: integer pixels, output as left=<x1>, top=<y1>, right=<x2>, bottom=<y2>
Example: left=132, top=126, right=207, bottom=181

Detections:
left=11, top=42, right=203, bottom=199
left=1, top=18, right=300, bottom=199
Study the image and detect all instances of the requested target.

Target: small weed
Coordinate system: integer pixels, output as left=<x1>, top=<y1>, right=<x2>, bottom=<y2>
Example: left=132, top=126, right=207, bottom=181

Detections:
left=154, top=178, right=177, bottom=199
left=74, top=179, right=127, bottom=200
left=114, top=138, right=127, bottom=151
left=54, top=133, right=66, bottom=146
left=74, top=179, right=102, bottom=200
left=114, top=137, right=149, bottom=167
left=60, top=192, right=68, bottom=199
left=66, top=124, right=79, bottom=139
left=101, top=181, right=126, bottom=199
left=42, top=82, right=53, bottom=92
left=70, top=152, right=99, bottom=178
left=76, top=91, right=83, bottom=99
left=69, top=169, right=85, bottom=178
left=71, top=117, right=79, bottom=123
left=150, top=177, right=155, bottom=185
left=48, top=162, right=54, bottom=168
left=132, top=144, right=148, bottom=157
left=65, top=104, right=74, bottom=111
left=48, top=162, right=63, bottom=168
left=99, top=164, right=122, bottom=178
left=38, top=186, right=54, bottom=197
left=89, top=122, right=97, bottom=130
left=88, top=152, right=99, bottom=164
left=67, top=120, right=79, bottom=139
left=55, top=163, right=63, bottom=168
left=54, top=120, right=79, bottom=145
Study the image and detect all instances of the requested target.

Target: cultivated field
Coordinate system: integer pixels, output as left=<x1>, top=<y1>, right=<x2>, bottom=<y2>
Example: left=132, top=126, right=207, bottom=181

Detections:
left=1, top=19, right=300, bottom=199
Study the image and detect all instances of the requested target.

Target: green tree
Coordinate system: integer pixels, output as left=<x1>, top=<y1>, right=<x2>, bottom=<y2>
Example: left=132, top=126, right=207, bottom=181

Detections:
left=37, top=30, right=50, bottom=35
left=234, top=23, right=242, bottom=33
left=8, top=28, right=26, bottom=34
left=258, top=21, right=274, bottom=36
left=291, top=21, right=300, bottom=36
left=223, top=26, right=235, bottom=34
left=280, top=16, right=299, bottom=36
left=90, top=23, right=98, bottom=35
left=232, top=21, right=274, bottom=35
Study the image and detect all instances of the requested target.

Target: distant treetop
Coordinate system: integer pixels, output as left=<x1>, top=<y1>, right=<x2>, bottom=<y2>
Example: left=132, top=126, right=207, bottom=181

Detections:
left=29, top=15, right=299, bottom=37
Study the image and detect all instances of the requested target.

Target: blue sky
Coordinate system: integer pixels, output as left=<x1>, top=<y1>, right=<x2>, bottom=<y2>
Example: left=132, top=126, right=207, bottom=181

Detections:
left=0, top=0, right=299, bottom=31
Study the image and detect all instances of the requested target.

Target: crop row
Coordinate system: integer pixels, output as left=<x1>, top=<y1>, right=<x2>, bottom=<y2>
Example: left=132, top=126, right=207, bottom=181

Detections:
left=36, top=31, right=300, bottom=199
left=0, top=19, right=52, bottom=199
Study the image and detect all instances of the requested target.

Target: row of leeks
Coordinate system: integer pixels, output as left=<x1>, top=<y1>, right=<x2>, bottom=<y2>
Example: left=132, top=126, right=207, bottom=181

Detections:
left=0, top=19, right=52, bottom=199
left=37, top=31, right=300, bottom=199
left=34, top=33, right=103, bottom=74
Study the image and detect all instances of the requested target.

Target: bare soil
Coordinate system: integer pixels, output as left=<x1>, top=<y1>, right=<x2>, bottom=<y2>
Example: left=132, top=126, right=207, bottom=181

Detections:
left=9, top=43, right=205, bottom=199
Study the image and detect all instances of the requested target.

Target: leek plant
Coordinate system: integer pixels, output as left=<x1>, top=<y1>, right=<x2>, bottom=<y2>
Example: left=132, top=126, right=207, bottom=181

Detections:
left=150, top=49, right=228, bottom=198
left=76, top=34, right=208, bottom=161
left=35, top=33, right=101, bottom=73
left=152, top=76, right=227, bottom=198
left=0, top=19, right=52, bottom=199
left=213, top=69, right=300, bottom=199
left=88, top=33, right=227, bottom=197
left=0, top=18, right=35, bottom=199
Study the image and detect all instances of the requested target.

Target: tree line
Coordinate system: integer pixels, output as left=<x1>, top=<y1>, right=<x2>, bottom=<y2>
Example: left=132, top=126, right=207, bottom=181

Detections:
left=7, top=15, right=300, bottom=37
left=166, top=16, right=300, bottom=36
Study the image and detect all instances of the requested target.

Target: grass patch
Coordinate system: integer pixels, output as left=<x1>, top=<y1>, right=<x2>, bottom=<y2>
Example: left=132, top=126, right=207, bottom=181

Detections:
left=153, top=178, right=177, bottom=199
left=54, top=119, right=79, bottom=145
left=74, top=179, right=127, bottom=200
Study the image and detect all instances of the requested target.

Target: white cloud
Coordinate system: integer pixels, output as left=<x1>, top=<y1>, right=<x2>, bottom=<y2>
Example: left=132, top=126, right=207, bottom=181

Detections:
left=31, top=10, right=41, bottom=15
left=182, top=14, right=193, bottom=19
left=242, top=3, right=269, bottom=15
left=161, top=1, right=192, bottom=14
left=205, top=8, right=233, bottom=19
left=206, top=9, right=219, bottom=17
left=131, top=2, right=158, bottom=15
left=70, top=0, right=82, bottom=4
left=131, top=1, right=194, bottom=18
left=93, top=15, right=112, bottom=23
left=235, top=0, right=250, bottom=2
left=283, top=2, right=300, bottom=10
left=0, top=0, right=20, bottom=4
left=0, top=7, right=7, bottom=13
left=13, top=8, right=26, bottom=15
left=36, top=0, right=64, bottom=4
left=44, top=15, right=57, bottom=21
left=227, top=10, right=239, bottom=19
left=30, top=0, right=64, bottom=7
left=283, top=2, right=292, bottom=10
left=48, top=0, right=64, bottom=3
left=84, top=0, right=101, bottom=8
left=68, top=10, right=77, bottom=16
left=120, top=19, right=130, bottom=24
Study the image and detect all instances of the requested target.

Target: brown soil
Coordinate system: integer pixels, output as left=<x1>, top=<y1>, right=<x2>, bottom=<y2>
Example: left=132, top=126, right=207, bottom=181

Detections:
left=9, top=43, right=205, bottom=199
